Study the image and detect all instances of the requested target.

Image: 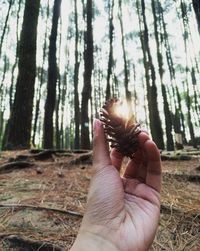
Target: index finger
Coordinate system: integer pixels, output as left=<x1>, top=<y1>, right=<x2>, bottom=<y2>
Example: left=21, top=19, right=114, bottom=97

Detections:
left=123, top=131, right=150, bottom=179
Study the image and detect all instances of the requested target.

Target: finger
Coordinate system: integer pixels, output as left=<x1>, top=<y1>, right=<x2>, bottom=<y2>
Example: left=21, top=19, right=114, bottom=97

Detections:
left=123, top=150, right=143, bottom=179
left=137, top=131, right=150, bottom=147
left=110, top=148, right=123, bottom=172
left=144, top=140, right=162, bottom=192
left=93, top=119, right=111, bottom=171
left=123, top=131, right=150, bottom=179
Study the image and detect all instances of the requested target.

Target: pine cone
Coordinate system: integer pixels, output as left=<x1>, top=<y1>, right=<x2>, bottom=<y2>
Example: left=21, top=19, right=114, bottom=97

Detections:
left=100, top=98, right=141, bottom=158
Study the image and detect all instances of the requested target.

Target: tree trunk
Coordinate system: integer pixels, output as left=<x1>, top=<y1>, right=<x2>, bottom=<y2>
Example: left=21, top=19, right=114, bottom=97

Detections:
left=151, top=0, right=174, bottom=150
left=0, top=0, right=13, bottom=57
left=106, top=0, right=114, bottom=100
left=10, top=0, right=23, bottom=110
left=32, top=0, right=49, bottom=147
left=3, top=0, right=40, bottom=150
left=158, top=2, right=186, bottom=143
left=43, top=0, right=61, bottom=149
left=74, top=0, right=81, bottom=149
left=137, top=0, right=164, bottom=149
left=60, top=69, right=68, bottom=149
left=192, top=0, right=200, bottom=34
left=118, top=0, right=132, bottom=114
left=81, top=0, right=93, bottom=149
left=180, top=0, right=197, bottom=148
left=55, top=71, right=61, bottom=149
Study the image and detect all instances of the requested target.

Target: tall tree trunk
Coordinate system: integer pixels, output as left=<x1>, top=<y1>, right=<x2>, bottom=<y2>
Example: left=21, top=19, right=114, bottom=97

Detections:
left=118, top=0, right=132, bottom=114
left=32, top=0, right=49, bottom=147
left=55, top=22, right=62, bottom=149
left=106, top=0, right=114, bottom=100
left=43, top=0, right=61, bottom=149
left=158, top=1, right=186, bottom=144
left=180, top=0, right=197, bottom=148
left=192, top=0, right=200, bottom=34
left=74, top=0, right=80, bottom=149
left=81, top=0, right=93, bottom=149
left=10, top=0, right=23, bottom=109
left=137, top=0, right=164, bottom=149
left=3, top=0, right=40, bottom=150
left=191, top=67, right=200, bottom=120
left=151, top=0, right=174, bottom=150
left=0, top=0, right=13, bottom=57
left=60, top=68, right=68, bottom=149
left=55, top=71, right=61, bottom=149
left=0, top=55, right=9, bottom=105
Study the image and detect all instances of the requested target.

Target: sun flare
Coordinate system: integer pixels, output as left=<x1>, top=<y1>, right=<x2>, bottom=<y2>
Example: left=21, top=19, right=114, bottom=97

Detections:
left=114, top=100, right=129, bottom=120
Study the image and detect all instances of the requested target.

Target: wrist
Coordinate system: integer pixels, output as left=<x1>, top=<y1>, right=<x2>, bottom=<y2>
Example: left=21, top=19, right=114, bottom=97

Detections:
left=70, top=231, right=120, bottom=251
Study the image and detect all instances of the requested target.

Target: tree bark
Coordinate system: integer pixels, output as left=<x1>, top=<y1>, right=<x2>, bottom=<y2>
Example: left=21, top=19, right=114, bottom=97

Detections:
left=106, top=0, right=114, bottom=100
left=118, top=0, right=133, bottom=115
left=81, top=0, right=93, bottom=149
left=151, top=0, right=174, bottom=150
left=137, top=0, right=164, bottom=149
left=74, top=0, right=81, bottom=149
left=43, top=0, right=61, bottom=149
left=0, top=0, right=13, bottom=57
left=3, top=0, right=40, bottom=150
left=192, top=0, right=200, bottom=34
left=32, top=0, right=49, bottom=147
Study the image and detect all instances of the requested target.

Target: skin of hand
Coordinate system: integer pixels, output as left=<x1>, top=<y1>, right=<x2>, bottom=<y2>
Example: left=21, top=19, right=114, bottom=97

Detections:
left=70, top=119, right=162, bottom=251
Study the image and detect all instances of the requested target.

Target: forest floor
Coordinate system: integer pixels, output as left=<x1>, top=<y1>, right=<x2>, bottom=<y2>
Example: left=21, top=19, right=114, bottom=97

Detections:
left=0, top=149, right=199, bottom=251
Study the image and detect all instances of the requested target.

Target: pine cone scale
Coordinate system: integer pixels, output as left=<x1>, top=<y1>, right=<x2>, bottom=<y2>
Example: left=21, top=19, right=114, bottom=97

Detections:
left=100, top=98, right=141, bottom=159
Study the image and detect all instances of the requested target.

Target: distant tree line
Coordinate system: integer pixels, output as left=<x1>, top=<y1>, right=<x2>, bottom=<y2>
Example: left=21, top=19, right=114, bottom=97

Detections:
left=0, top=0, right=199, bottom=151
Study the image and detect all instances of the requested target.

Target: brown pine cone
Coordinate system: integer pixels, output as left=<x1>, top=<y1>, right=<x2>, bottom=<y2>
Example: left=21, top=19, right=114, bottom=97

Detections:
left=100, top=98, right=141, bottom=158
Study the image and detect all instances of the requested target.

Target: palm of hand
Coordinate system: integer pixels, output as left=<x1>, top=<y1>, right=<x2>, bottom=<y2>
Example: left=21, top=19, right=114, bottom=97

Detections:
left=83, top=163, right=160, bottom=251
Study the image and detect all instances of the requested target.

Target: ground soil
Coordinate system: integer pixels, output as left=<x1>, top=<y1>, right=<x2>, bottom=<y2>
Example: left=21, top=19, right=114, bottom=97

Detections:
left=0, top=149, right=199, bottom=251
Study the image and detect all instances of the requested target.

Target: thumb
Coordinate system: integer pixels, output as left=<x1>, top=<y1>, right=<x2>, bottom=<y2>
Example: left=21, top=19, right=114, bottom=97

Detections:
left=93, top=119, right=111, bottom=171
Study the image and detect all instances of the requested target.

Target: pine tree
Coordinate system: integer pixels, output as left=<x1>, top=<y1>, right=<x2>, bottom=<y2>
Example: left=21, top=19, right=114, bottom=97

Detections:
left=43, top=0, right=62, bottom=149
left=81, top=0, right=93, bottom=149
left=3, top=0, right=40, bottom=150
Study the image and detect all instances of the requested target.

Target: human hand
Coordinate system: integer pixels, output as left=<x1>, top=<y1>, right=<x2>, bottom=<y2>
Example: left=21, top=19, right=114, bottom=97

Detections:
left=70, top=119, right=162, bottom=251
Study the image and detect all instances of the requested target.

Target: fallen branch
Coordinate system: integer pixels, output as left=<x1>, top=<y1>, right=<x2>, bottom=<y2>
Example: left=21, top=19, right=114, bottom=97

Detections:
left=69, top=152, right=92, bottom=165
left=0, top=161, right=34, bottom=174
left=161, top=154, right=192, bottom=161
left=4, top=235, right=64, bottom=251
left=73, top=149, right=91, bottom=153
left=0, top=203, right=83, bottom=218
left=163, top=172, right=200, bottom=183
left=161, top=203, right=200, bottom=220
left=13, top=149, right=74, bottom=161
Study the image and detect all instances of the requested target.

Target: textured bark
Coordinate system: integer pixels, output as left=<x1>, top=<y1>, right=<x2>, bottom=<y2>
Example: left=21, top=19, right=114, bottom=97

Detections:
left=137, top=0, right=164, bottom=149
left=106, top=0, right=114, bottom=100
left=74, top=0, right=80, bottom=149
left=43, top=0, right=61, bottom=149
left=118, top=0, right=132, bottom=114
left=10, top=0, right=23, bottom=110
left=192, top=0, right=200, bottom=34
left=0, top=0, right=13, bottom=57
left=81, top=0, right=93, bottom=149
left=159, top=2, right=186, bottom=142
left=151, top=0, right=174, bottom=150
left=180, top=0, right=197, bottom=148
left=32, top=0, right=49, bottom=147
left=60, top=66, right=68, bottom=149
left=191, top=67, right=200, bottom=120
left=4, top=0, right=40, bottom=150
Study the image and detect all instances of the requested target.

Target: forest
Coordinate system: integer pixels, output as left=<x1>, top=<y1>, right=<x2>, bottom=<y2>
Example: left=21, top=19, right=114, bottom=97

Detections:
left=0, top=0, right=199, bottom=151
left=0, top=0, right=200, bottom=250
